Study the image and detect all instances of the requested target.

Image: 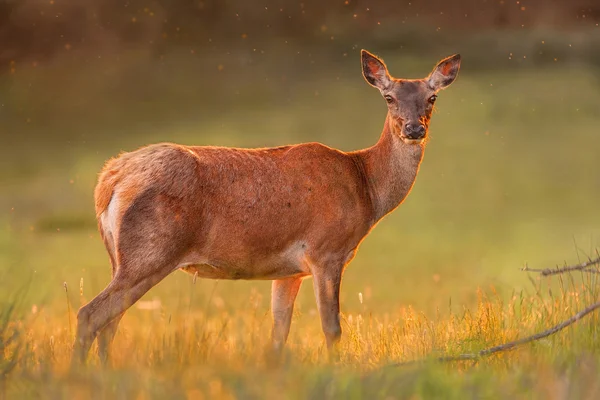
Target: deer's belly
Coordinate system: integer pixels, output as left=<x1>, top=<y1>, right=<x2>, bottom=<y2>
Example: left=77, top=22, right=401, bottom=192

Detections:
left=180, top=263, right=308, bottom=280
left=178, top=241, right=312, bottom=280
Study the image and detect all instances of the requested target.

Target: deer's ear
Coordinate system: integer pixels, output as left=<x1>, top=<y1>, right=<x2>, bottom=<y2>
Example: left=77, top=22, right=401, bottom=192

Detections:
left=428, top=54, right=461, bottom=90
left=361, top=50, right=391, bottom=90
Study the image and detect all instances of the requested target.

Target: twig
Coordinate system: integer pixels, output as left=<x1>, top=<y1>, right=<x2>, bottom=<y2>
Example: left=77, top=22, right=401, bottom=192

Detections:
left=522, top=256, right=600, bottom=277
left=204, top=280, right=220, bottom=316
left=386, top=299, right=600, bottom=368
left=63, top=282, right=72, bottom=336
left=187, top=271, right=199, bottom=319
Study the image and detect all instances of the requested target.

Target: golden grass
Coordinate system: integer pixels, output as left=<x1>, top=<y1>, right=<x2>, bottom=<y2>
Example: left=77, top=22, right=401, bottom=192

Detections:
left=3, top=272, right=600, bottom=399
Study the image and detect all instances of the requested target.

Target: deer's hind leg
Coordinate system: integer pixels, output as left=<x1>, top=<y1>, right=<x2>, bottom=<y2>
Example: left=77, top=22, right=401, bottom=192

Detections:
left=73, top=257, right=176, bottom=366
left=73, top=190, right=193, bottom=366
left=95, top=229, right=122, bottom=364
left=97, top=312, right=124, bottom=364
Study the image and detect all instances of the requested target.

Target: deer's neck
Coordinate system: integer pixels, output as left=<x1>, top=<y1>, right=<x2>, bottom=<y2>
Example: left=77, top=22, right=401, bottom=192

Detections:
left=355, top=114, right=425, bottom=223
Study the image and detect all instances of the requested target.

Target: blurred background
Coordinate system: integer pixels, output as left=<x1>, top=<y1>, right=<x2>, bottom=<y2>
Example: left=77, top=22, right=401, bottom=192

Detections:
left=1, top=0, right=599, bottom=319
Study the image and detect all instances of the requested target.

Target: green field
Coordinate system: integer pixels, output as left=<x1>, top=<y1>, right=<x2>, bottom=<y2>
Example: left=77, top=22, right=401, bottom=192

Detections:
left=2, top=46, right=600, bottom=398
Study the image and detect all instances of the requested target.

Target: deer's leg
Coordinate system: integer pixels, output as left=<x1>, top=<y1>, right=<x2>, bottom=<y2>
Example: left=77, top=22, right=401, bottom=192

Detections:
left=79, top=186, right=191, bottom=367
left=72, top=266, right=172, bottom=366
left=312, top=267, right=342, bottom=354
left=97, top=312, right=123, bottom=364
left=95, top=239, right=123, bottom=365
left=270, top=277, right=303, bottom=353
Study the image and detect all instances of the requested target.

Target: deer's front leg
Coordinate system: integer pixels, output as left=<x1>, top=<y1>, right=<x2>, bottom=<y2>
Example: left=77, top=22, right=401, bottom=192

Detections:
left=271, top=277, right=303, bottom=352
left=312, top=267, right=342, bottom=352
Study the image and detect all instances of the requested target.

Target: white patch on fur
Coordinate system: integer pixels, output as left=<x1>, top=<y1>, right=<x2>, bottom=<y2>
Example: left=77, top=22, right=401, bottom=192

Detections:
left=100, top=190, right=120, bottom=241
left=177, top=260, right=209, bottom=270
left=400, top=137, right=425, bottom=145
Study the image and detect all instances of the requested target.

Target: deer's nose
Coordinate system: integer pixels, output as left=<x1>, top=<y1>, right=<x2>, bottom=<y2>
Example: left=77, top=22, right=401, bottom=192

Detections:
left=404, top=124, right=426, bottom=139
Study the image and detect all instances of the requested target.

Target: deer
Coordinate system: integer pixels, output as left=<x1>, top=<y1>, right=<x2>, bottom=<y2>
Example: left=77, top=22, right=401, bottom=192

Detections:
left=72, top=49, right=461, bottom=365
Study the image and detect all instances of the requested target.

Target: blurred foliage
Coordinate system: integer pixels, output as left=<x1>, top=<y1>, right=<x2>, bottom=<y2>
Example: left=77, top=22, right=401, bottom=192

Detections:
left=0, top=286, right=27, bottom=383
left=1, top=0, right=600, bottom=65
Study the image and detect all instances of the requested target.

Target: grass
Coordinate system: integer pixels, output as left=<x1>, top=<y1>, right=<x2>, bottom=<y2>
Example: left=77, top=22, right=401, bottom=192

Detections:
left=2, top=40, right=600, bottom=398
left=3, top=271, right=600, bottom=398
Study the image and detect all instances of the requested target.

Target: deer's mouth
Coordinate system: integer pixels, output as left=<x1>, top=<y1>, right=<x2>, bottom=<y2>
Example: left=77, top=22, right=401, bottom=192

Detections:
left=400, top=137, right=426, bottom=145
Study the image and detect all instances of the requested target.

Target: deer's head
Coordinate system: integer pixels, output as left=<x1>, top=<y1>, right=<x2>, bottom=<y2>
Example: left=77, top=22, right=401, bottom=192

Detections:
left=361, top=50, right=461, bottom=145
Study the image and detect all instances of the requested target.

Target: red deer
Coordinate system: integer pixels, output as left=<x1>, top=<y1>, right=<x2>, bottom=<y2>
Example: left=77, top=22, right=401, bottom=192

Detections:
left=73, top=50, right=461, bottom=364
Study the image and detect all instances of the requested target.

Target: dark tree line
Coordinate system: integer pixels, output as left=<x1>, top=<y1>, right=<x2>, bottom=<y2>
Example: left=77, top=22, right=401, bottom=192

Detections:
left=0, top=0, right=597, bottom=65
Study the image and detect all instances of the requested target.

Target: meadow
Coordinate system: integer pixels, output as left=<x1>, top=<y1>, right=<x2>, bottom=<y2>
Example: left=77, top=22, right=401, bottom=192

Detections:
left=2, top=40, right=600, bottom=398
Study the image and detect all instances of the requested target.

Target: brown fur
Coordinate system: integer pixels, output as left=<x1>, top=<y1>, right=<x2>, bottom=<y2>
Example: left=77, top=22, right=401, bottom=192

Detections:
left=72, top=50, right=461, bottom=365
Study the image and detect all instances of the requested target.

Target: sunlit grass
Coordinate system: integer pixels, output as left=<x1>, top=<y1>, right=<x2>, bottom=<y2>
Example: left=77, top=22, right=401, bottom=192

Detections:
left=3, top=271, right=600, bottom=398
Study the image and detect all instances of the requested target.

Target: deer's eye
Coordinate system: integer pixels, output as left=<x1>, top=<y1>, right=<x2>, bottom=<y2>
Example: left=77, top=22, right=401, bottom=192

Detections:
left=428, top=94, right=437, bottom=104
left=384, top=95, right=394, bottom=103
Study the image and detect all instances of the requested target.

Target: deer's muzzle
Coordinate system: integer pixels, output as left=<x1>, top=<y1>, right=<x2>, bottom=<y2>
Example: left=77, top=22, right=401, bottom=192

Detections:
left=403, top=123, right=426, bottom=140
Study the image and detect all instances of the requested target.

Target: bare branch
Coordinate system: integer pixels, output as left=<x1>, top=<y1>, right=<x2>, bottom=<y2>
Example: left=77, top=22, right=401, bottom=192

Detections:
left=386, top=299, right=600, bottom=368
left=521, top=256, right=600, bottom=277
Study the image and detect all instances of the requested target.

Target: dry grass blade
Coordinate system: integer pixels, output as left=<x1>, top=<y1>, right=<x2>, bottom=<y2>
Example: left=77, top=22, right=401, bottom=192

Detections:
left=0, top=288, right=28, bottom=378
left=386, top=299, right=600, bottom=368
left=522, top=256, right=600, bottom=276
